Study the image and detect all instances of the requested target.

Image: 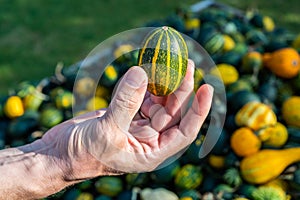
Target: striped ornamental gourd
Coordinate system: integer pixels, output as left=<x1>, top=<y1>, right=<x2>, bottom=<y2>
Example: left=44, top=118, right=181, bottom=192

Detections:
left=138, top=26, right=188, bottom=96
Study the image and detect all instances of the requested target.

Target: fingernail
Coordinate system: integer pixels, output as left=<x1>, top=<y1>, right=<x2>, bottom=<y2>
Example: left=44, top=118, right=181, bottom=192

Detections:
left=126, top=67, right=146, bottom=88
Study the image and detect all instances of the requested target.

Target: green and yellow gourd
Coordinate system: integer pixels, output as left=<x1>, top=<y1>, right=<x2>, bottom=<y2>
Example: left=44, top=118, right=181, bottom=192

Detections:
left=138, top=26, right=188, bottom=96
left=235, top=101, right=277, bottom=131
left=174, top=164, right=203, bottom=190
left=39, top=107, right=63, bottom=129
left=95, top=177, right=123, bottom=197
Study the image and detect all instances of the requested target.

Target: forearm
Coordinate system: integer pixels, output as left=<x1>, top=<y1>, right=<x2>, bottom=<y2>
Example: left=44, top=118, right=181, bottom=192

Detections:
left=0, top=140, right=76, bottom=199
left=0, top=126, right=113, bottom=200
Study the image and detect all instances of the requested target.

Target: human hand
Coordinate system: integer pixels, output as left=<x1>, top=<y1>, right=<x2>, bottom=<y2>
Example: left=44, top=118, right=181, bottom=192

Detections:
left=33, top=60, right=213, bottom=181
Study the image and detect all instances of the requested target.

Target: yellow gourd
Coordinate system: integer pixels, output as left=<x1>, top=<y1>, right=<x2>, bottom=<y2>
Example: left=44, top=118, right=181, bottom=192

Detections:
left=263, top=122, right=288, bottom=147
left=230, top=127, right=261, bottom=157
left=240, top=148, right=300, bottom=184
left=282, top=96, right=300, bottom=128
left=74, top=77, right=96, bottom=98
left=208, top=154, right=225, bottom=169
left=4, top=96, right=24, bottom=118
left=263, top=16, right=275, bottom=32
left=86, top=96, right=108, bottom=111
left=223, top=34, right=235, bottom=52
left=210, top=63, right=239, bottom=86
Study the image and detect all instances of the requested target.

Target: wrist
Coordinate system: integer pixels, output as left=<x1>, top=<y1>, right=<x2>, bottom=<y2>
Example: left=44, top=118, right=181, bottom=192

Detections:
left=16, top=140, right=74, bottom=198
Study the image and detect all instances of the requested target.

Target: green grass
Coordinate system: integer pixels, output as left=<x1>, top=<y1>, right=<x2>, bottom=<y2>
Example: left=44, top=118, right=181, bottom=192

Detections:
left=0, top=0, right=299, bottom=95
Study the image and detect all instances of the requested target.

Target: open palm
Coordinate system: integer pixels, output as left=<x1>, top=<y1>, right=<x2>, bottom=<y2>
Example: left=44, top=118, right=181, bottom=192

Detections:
left=39, top=60, right=213, bottom=180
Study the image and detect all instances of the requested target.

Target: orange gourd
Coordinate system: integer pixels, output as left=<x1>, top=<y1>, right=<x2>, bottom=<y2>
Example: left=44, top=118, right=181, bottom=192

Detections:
left=263, top=47, right=300, bottom=79
left=230, top=127, right=261, bottom=157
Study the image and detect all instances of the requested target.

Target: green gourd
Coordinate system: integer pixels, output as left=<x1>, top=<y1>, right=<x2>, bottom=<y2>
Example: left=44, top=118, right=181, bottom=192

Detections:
left=138, top=26, right=188, bottom=96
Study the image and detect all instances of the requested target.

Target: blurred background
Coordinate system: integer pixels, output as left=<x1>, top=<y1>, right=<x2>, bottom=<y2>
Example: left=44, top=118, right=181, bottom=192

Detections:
left=1, top=1, right=300, bottom=199
left=0, top=0, right=299, bottom=95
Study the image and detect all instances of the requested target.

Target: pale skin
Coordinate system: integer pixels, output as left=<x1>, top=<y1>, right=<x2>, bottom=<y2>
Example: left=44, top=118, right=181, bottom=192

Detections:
left=0, top=60, right=213, bottom=199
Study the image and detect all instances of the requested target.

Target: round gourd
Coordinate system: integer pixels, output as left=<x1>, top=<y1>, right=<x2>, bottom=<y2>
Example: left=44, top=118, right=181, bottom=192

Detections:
left=95, top=85, right=110, bottom=98
left=249, top=13, right=264, bottom=28
left=174, top=164, right=203, bottom=190
left=262, top=16, right=275, bottom=32
left=213, top=184, right=234, bottom=200
left=8, top=111, right=39, bottom=139
left=223, top=168, right=242, bottom=187
left=245, top=29, right=268, bottom=45
left=113, top=44, right=134, bottom=63
left=74, top=77, right=96, bottom=98
left=263, top=40, right=288, bottom=52
left=210, top=63, right=239, bottom=86
left=179, top=189, right=200, bottom=200
left=125, top=173, right=149, bottom=187
left=237, top=184, right=256, bottom=199
left=257, top=81, right=278, bottom=102
left=95, top=177, right=123, bottom=197
left=55, top=90, right=73, bottom=109
left=263, top=47, right=300, bottom=79
left=39, top=107, right=63, bottom=128
left=138, top=26, right=188, bottom=96
left=217, top=50, right=243, bottom=67
left=100, top=65, right=119, bottom=87
left=222, top=34, right=235, bottom=52
left=86, top=96, right=108, bottom=111
left=282, top=96, right=300, bottom=128
left=23, top=91, right=46, bottom=111
left=227, top=79, right=253, bottom=94
left=287, top=126, right=300, bottom=143
left=184, top=18, right=200, bottom=31
left=228, top=90, right=261, bottom=114
left=203, top=33, right=224, bottom=55
left=241, top=51, right=262, bottom=74
left=252, top=187, right=285, bottom=200
left=16, top=81, right=36, bottom=98
left=140, top=188, right=178, bottom=200
left=76, top=192, right=93, bottom=200
left=230, top=127, right=261, bottom=157
left=263, top=178, right=288, bottom=194
left=63, top=188, right=81, bottom=200
left=235, top=101, right=277, bottom=131
left=4, top=96, right=24, bottom=118
left=260, top=122, right=288, bottom=147
left=197, top=22, right=218, bottom=44
left=208, top=154, right=225, bottom=169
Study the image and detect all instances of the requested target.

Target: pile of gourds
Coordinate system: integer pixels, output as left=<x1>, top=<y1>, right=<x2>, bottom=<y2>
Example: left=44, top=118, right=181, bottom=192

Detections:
left=1, top=2, right=300, bottom=200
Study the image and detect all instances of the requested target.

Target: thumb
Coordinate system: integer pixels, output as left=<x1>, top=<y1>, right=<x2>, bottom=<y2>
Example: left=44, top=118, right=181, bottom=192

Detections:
left=105, top=66, right=148, bottom=131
